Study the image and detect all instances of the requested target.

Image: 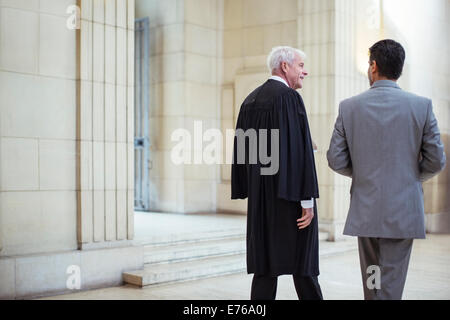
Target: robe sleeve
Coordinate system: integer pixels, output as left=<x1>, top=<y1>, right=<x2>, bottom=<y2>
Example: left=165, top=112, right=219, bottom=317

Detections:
left=276, top=90, right=319, bottom=202
left=231, top=107, right=248, bottom=199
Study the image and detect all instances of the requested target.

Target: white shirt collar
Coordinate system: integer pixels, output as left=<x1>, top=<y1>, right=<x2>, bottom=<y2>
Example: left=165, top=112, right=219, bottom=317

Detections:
left=269, top=75, right=289, bottom=87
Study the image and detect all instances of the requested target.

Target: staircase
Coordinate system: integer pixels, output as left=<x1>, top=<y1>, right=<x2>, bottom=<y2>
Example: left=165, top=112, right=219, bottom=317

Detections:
left=123, top=229, right=342, bottom=287
left=123, top=229, right=247, bottom=287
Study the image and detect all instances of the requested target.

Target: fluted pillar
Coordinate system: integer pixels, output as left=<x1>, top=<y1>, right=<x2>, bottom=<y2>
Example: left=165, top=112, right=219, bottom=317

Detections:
left=77, top=0, right=135, bottom=249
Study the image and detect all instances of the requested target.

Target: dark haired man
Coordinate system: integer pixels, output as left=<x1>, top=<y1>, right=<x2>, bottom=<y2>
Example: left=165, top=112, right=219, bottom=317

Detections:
left=327, top=39, right=446, bottom=299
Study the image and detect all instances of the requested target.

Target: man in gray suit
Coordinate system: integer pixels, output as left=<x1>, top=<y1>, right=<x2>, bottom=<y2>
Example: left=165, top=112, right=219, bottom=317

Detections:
left=327, top=39, right=446, bottom=300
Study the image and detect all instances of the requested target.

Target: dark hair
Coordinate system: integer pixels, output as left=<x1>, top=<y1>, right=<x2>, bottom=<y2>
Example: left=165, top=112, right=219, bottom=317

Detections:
left=369, top=39, right=405, bottom=80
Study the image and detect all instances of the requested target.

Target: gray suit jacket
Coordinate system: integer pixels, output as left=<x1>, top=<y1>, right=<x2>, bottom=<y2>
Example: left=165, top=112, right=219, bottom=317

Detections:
left=327, top=80, right=446, bottom=239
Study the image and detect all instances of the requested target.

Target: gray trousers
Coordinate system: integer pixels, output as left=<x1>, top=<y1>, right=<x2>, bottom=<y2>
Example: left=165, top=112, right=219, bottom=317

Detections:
left=358, top=237, right=413, bottom=300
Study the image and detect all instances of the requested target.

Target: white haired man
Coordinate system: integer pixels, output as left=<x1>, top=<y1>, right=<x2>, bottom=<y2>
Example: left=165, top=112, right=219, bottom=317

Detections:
left=231, top=46, right=323, bottom=300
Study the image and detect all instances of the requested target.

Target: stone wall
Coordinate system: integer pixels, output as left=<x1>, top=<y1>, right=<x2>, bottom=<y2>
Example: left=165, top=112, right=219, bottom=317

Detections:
left=0, top=0, right=79, bottom=256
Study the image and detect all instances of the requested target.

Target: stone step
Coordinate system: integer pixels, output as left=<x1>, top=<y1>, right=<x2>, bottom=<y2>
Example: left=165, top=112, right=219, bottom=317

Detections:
left=123, top=254, right=246, bottom=287
left=136, top=226, right=327, bottom=245
left=122, top=231, right=346, bottom=288
left=142, top=232, right=328, bottom=265
left=144, top=236, right=246, bottom=265
left=133, top=228, right=246, bottom=246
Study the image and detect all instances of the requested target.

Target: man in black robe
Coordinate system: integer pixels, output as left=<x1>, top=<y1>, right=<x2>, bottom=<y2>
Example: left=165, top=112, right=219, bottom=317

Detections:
left=231, top=46, right=323, bottom=300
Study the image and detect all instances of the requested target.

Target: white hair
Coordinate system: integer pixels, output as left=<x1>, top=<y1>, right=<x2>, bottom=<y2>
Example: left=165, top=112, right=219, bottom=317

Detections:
left=267, top=46, right=307, bottom=73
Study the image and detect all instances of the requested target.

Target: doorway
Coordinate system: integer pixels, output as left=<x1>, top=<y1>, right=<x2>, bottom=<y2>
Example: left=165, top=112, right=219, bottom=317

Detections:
left=134, top=17, right=150, bottom=211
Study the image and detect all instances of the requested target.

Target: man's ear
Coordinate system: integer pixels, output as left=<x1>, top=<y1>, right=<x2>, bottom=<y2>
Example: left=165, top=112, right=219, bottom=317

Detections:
left=371, top=60, right=378, bottom=74
left=281, top=61, right=288, bottom=73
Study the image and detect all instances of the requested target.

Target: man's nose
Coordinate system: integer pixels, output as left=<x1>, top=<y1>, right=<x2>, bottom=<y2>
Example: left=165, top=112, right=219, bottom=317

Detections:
left=303, top=71, right=308, bottom=76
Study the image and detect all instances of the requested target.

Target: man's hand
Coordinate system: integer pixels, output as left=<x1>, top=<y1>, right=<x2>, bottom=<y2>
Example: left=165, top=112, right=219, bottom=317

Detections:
left=297, top=207, right=314, bottom=229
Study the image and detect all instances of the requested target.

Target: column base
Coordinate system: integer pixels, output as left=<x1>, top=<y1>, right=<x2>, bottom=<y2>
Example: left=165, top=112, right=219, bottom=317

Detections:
left=319, top=220, right=348, bottom=242
left=426, top=211, right=450, bottom=234
left=0, top=245, right=144, bottom=299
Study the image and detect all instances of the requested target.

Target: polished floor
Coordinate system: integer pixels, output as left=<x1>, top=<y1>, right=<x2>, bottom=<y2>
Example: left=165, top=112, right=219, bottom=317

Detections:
left=41, top=218, right=450, bottom=300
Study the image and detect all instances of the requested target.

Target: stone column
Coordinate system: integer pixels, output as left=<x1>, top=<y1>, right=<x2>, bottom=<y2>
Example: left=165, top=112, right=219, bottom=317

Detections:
left=77, top=0, right=135, bottom=249
left=298, top=0, right=381, bottom=240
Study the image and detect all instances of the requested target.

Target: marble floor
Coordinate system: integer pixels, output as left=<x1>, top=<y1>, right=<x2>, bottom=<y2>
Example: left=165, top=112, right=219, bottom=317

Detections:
left=41, top=229, right=450, bottom=300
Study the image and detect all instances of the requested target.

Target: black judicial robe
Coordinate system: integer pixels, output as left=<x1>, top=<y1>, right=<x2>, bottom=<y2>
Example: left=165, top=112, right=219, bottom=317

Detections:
left=231, top=79, right=320, bottom=277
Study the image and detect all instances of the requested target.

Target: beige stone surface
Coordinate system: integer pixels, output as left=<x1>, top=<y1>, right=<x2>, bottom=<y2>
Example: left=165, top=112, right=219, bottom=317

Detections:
left=150, top=82, right=185, bottom=117
left=149, top=24, right=184, bottom=56
left=150, top=53, right=185, bottom=83
left=80, top=80, right=93, bottom=140
left=136, top=0, right=181, bottom=27
left=0, top=7, right=39, bottom=73
left=78, top=190, right=93, bottom=244
left=105, top=25, right=116, bottom=84
left=0, top=138, right=39, bottom=191
left=117, top=142, right=128, bottom=189
left=185, top=83, right=220, bottom=119
left=185, top=0, right=218, bottom=29
left=149, top=116, right=182, bottom=151
left=127, top=190, right=134, bottom=240
left=80, top=0, right=93, bottom=22
left=116, top=0, right=127, bottom=28
left=93, top=190, right=105, bottom=242
left=116, top=85, right=128, bottom=142
left=104, top=142, right=116, bottom=189
left=127, top=87, right=134, bottom=142
left=0, top=0, right=39, bottom=10
left=103, top=83, right=115, bottom=141
left=222, top=57, right=244, bottom=83
left=40, top=191, right=78, bottom=250
left=39, top=13, right=77, bottom=79
left=0, top=72, right=76, bottom=140
left=39, top=139, right=77, bottom=190
left=0, top=191, right=77, bottom=256
left=117, top=28, right=128, bottom=86
left=149, top=179, right=183, bottom=212
left=116, top=190, right=128, bottom=240
left=82, top=245, right=143, bottom=287
left=79, top=141, right=93, bottom=190
left=104, top=0, right=116, bottom=26
left=39, top=235, right=450, bottom=300
left=93, top=23, right=105, bottom=82
left=185, top=53, right=218, bottom=84
left=185, top=24, right=218, bottom=57
left=0, top=191, right=41, bottom=255
left=223, top=29, right=243, bottom=58
left=0, top=243, right=143, bottom=299
left=0, top=258, right=15, bottom=299
left=15, top=251, right=81, bottom=298
left=105, top=190, right=117, bottom=241
left=217, top=183, right=247, bottom=214
left=80, top=20, right=93, bottom=81
left=92, top=141, right=105, bottom=190
left=127, top=0, right=135, bottom=30
left=92, top=0, right=104, bottom=24
left=183, top=180, right=217, bottom=212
